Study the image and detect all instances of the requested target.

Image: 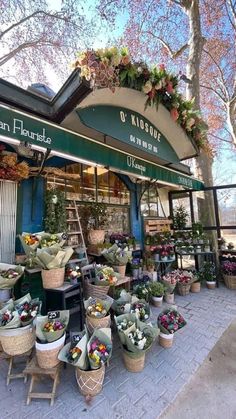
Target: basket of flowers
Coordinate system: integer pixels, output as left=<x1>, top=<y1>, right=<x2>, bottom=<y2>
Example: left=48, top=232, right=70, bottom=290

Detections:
left=222, top=261, right=236, bottom=289
left=35, top=310, right=69, bottom=368
left=158, top=308, right=186, bottom=348
left=34, top=247, right=73, bottom=289
left=115, top=315, right=159, bottom=372
left=84, top=266, right=118, bottom=299
left=175, top=270, right=196, bottom=296
left=84, top=296, right=113, bottom=334
left=161, top=272, right=178, bottom=303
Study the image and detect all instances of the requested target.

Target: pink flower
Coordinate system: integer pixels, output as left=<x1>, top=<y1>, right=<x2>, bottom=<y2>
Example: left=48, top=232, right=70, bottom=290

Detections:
left=159, top=64, right=165, bottom=71
left=170, top=108, right=179, bottom=122
left=166, top=82, right=174, bottom=94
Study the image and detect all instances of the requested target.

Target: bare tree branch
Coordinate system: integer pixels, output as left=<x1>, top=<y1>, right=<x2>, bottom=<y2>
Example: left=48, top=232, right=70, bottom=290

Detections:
left=146, top=31, right=189, bottom=58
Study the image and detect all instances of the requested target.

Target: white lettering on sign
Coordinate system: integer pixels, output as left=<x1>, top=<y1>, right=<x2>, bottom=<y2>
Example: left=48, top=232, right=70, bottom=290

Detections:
left=127, top=155, right=146, bottom=175
left=13, top=119, right=52, bottom=145
left=120, top=110, right=161, bottom=142
left=0, top=120, right=10, bottom=132
left=129, top=134, right=158, bottom=154
left=178, top=176, right=193, bottom=188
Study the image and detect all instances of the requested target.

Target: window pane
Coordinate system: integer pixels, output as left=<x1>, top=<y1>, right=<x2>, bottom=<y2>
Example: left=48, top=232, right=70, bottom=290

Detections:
left=66, top=180, right=82, bottom=201
left=47, top=176, right=65, bottom=192
left=192, top=190, right=216, bottom=227
left=217, top=188, right=236, bottom=226
left=105, top=207, right=130, bottom=233
left=172, top=195, right=191, bottom=228
left=221, top=229, right=236, bottom=249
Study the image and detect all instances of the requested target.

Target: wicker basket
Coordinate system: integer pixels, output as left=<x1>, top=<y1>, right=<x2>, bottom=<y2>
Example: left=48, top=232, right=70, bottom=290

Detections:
left=177, top=282, right=191, bottom=296
left=84, top=280, right=110, bottom=299
left=164, top=293, right=175, bottom=304
left=190, top=282, right=201, bottom=293
left=123, top=349, right=145, bottom=372
left=75, top=364, right=105, bottom=397
left=151, top=296, right=163, bottom=307
left=113, top=265, right=126, bottom=278
left=0, top=326, right=35, bottom=356
left=86, top=314, right=111, bottom=335
left=36, top=333, right=65, bottom=369
left=206, top=281, right=216, bottom=290
left=41, top=267, right=65, bottom=289
left=159, top=332, right=174, bottom=349
left=223, top=275, right=236, bottom=290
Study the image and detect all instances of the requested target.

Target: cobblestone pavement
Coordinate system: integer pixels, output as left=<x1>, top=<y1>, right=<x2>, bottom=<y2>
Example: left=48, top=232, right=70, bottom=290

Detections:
left=1, top=285, right=236, bottom=419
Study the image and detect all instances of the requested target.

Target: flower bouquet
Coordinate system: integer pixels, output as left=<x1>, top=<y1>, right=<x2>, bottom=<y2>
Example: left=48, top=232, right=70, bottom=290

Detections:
left=95, top=265, right=118, bottom=286
left=58, top=329, right=89, bottom=369
left=16, top=299, right=41, bottom=327
left=175, top=269, right=196, bottom=296
left=84, top=296, right=113, bottom=334
left=117, top=317, right=159, bottom=372
left=35, top=310, right=70, bottom=369
left=133, top=283, right=151, bottom=302
left=38, top=233, right=66, bottom=249
left=158, top=308, right=186, bottom=348
left=102, top=244, right=132, bottom=277
left=0, top=302, right=20, bottom=329
left=222, top=260, right=236, bottom=289
left=0, top=264, right=24, bottom=290
left=161, top=271, right=178, bottom=303
left=87, top=328, right=112, bottom=370
left=114, top=313, right=137, bottom=345
left=130, top=300, right=150, bottom=321
left=34, top=246, right=74, bottom=289
left=112, top=289, right=134, bottom=315
left=65, top=265, right=81, bottom=285
left=19, top=232, right=41, bottom=255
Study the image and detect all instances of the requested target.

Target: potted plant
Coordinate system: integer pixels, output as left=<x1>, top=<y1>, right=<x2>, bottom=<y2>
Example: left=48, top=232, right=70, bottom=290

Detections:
left=222, top=260, right=236, bottom=289
left=130, top=259, right=142, bottom=279
left=161, top=272, right=177, bottom=303
left=146, top=258, right=155, bottom=273
left=86, top=202, right=107, bottom=245
left=158, top=308, right=186, bottom=348
left=150, top=282, right=165, bottom=307
left=168, top=246, right=175, bottom=260
left=203, top=239, right=211, bottom=253
left=218, top=237, right=226, bottom=250
left=173, top=205, right=188, bottom=230
left=228, top=242, right=234, bottom=251
left=190, top=272, right=201, bottom=293
left=198, top=261, right=216, bottom=289
left=144, top=235, right=152, bottom=252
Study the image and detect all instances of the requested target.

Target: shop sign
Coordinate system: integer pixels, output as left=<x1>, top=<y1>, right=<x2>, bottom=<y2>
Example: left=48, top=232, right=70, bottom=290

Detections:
left=77, top=105, right=180, bottom=164
left=0, top=105, right=204, bottom=190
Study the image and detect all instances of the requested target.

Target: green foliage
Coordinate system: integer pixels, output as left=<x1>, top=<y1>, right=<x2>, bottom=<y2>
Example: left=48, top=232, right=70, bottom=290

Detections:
left=44, top=189, right=67, bottom=234
left=192, top=222, right=203, bottom=238
left=85, top=202, right=107, bottom=229
left=150, top=281, right=165, bottom=297
left=197, top=261, right=216, bottom=283
left=173, top=205, right=188, bottom=230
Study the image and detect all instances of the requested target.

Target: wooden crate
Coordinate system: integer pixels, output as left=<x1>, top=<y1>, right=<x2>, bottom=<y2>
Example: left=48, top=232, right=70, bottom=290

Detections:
left=144, top=218, right=172, bottom=235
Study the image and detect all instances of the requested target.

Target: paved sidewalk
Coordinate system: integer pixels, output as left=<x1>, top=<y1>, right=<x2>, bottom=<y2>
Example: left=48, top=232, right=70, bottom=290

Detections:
left=1, top=285, right=236, bottom=419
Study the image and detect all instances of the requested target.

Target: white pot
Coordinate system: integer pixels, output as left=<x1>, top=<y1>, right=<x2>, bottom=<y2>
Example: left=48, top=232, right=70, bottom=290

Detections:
left=159, top=332, right=174, bottom=348
left=152, top=295, right=163, bottom=307
left=164, top=293, right=175, bottom=304
left=206, top=281, right=216, bottom=290
left=154, top=253, right=160, bottom=262
left=196, top=247, right=201, bottom=253
left=161, top=257, right=168, bottom=262
left=35, top=333, right=66, bottom=351
left=204, top=246, right=210, bottom=252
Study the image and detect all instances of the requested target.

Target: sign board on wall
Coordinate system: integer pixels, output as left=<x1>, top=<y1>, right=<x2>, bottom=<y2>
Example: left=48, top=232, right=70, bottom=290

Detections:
left=77, top=105, right=180, bottom=164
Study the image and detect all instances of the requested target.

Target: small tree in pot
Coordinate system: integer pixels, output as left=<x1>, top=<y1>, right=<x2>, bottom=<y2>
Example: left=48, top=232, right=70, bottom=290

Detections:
left=150, top=282, right=165, bottom=307
left=86, top=202, right=107, bottom=244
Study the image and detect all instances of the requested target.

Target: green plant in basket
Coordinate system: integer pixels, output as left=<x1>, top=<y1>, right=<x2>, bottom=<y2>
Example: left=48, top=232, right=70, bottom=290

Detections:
left=150, top=282, right=165, bottom=297
left=133, top=283, right=151, bottom=301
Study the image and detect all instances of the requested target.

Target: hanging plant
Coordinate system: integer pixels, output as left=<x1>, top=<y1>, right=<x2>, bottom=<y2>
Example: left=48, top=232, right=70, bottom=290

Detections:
left=44, top=189, right=67, bottom=234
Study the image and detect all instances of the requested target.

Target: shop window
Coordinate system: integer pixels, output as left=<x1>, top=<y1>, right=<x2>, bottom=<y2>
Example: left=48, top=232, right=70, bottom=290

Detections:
left=140, top=185, right=165, bottom=218
left=217, top=188, right=236, bottom=226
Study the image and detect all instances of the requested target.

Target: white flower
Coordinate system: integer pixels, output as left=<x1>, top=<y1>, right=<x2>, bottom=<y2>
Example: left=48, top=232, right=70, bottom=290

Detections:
left=31, top=310, right=37, bottom=318
left=144, top=314, right=148, bottom=319
left=155, top=81, right=162, bottom=90
left=143, top=80, right=153, bottom=94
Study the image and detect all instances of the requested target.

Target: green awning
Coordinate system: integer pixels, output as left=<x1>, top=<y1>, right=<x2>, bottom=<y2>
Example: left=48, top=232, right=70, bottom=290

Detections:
left=0, top=104, right=204, bottom=190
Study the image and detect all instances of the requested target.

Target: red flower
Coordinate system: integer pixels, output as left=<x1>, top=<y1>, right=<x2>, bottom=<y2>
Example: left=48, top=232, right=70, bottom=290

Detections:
left=166, top=82, right=174, bottom=94
left=170, top=108, right=179, bottom=122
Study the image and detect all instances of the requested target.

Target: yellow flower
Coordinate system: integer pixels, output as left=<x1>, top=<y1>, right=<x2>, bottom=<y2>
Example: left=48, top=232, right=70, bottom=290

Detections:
left=111, top=54, right=121, bottom=66
left=80, top=65, right=91, bottom=81
left=143, top=81, right=153, bottom=94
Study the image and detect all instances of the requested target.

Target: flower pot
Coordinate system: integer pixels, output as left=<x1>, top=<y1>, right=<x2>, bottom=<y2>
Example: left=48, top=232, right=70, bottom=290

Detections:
left=123, top=348, right=145, bottom=372
left=132, top=268, right=139, bottom=279
left=154, top=253, right=160, bottom=262
left=75, top=364, right=105, bottom=397
left=152, top=295, right=163, bottom=307
left=86, top=314, right=111, bottom=335
left=84, top=281, right=110, bottom=299
left=206, top=281, right=216, bottom=290
left=223, top=274, right=236, bottom=289
left=113, top=265, right=126, bottom=277
left=190, top=282, right=201, bottom=293
left=169, top=255, right=175, bottom=261
left=161, top=257, right=168, bottom=262
left=196, top=246, right=202, bottom=253
left=41, top=267, right=65, bottom=289
left=88, top=230, right=105, bottom=245
left=0, top=325, right=35, bottom=356
left=159, top=332, right=174, bottom=349
left=204, top=246, right=210, bottom=252
left=164, top=293, right=175, bottom=304
left=177, top=282, right=191, bottom=296
left=36, top=333, right=65, bottom=369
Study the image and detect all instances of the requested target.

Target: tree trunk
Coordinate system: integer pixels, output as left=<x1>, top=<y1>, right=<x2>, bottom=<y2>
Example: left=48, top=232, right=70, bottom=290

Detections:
left=184, top=0, right=217, bottom=248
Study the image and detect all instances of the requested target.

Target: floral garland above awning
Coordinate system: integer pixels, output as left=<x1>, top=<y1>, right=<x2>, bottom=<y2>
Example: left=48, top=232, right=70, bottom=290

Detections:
left=0, top=145, right=29, bottom=181
left=73, top=47, right=212, bottom=156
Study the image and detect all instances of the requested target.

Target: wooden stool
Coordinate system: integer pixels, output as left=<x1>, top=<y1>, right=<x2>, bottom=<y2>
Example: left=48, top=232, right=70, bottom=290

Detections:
left=23, top=357, right=61, bottom=406
left=5, top=349, right=32, bottom=386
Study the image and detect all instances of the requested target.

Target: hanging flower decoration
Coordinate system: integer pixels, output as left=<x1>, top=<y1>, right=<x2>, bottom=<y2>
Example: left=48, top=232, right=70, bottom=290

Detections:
left=0, top=145, right=29, bottom=181
left=73, top=47, right=211, bottom=155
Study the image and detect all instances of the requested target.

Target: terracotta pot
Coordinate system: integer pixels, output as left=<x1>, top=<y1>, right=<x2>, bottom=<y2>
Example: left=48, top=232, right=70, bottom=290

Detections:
left=152, top=296, right=163, bottom=307
left=191, top=282, right=201, bottom=293
left=206, top=281, right=216, bottom=290
left=88, top=230, right=105, bottom=245
left=164, top=293, right=175, bottom=304
left=159, top=332, right=174, bottom=349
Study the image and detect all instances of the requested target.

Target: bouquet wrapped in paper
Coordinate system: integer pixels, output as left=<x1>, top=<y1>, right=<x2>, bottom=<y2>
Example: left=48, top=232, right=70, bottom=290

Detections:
left=117, top=318, right=159, bottom=356
left=58, top=329, right=89, bottom=370
left=158, top=308, right=187, bottom=335
left=133, top=283, right=151, bottom=302
left=102, top=244, right=132, bottom=266
left=112, top=290, right=138, bottom=315
left=95, top=265, right=118, bottom=286
left=114, top=313, right=137, bottom=345
left=0, top=301, right=20, bottom=329
left=34, top=247, right=73, bottom=270
left=84, top=296, right=113, bottom=319
left=38, top=232, right=66, bottom=249
left=161, top=272, right=178, bottom=294
left=130, top=300, right=150, bottom=321
left=174, top=269, right=196, bottom=285
left=87, top=328, right=112, bottom=370
left=0, top=264, right=24, bottom=289
left=36, top=310, right=70, bottom=343
left=19, top=232, right=41, bottom=255
left=15, top=297, right=41, bottom=326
